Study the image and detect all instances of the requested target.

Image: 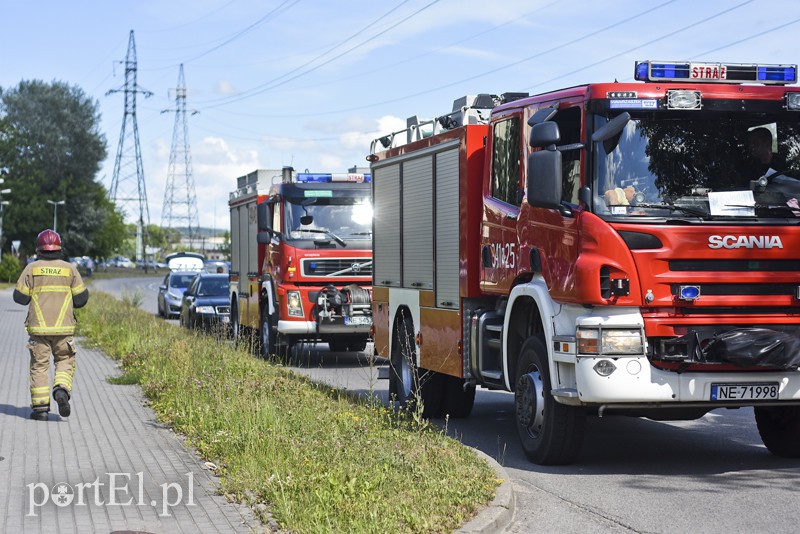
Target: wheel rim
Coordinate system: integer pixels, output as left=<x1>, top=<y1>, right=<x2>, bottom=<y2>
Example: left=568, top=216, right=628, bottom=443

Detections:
left=261, top=316, right=270, bottom=353
left=399, top=349, right=413, bottom=399
left=231, top=305, right=239, bottom=338
left=516, top=367, right=545, bottom=439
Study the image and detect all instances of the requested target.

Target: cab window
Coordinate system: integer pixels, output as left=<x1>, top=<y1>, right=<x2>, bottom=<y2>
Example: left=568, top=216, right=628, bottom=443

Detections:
left=553, top=107, right=582, bottom=205
left=491, top=117, right=522, bottom=206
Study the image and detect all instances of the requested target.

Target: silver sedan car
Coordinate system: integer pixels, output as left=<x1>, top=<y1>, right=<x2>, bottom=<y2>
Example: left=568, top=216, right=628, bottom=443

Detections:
left=157, top=271, right=199, bottom=318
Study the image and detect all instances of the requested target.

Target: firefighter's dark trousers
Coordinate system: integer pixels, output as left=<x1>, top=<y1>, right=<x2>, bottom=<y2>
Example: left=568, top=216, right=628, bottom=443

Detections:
left=28, top=335, right=76, bottom=413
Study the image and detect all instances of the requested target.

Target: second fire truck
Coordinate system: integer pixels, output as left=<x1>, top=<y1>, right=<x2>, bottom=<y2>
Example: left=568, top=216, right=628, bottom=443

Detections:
left=229, top=167, right=373, bottom=359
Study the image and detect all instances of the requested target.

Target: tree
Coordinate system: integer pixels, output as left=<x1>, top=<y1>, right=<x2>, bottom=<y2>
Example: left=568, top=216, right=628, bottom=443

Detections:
left=0, top=80, right=122, bottom=256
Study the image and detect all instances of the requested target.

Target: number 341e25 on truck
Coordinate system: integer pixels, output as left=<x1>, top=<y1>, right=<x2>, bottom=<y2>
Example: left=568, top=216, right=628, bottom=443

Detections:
left=368, top=61, right=800, bottom=465
left=229, top=167, right=373, bottom=359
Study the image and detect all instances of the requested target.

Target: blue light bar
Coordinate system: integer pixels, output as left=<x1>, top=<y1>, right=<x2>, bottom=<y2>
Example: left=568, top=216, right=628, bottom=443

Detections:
left=634, top=61, right=797, bottom=85
left=296, top=173, right=371, bottom=183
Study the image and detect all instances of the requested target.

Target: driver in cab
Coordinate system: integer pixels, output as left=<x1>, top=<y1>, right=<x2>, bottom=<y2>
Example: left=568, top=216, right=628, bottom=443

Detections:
left=747, top=127, right=800, bottom=197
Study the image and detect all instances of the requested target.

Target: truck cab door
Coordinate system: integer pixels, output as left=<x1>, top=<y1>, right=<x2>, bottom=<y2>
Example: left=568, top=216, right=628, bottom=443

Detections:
left=481, top=114, right=524, bottom=294
left=523, top=105, right=583, bottom=300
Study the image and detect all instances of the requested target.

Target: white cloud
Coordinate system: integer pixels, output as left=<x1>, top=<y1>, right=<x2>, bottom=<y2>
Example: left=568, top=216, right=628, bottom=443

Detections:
left=215, top=80, right=236, bottom=96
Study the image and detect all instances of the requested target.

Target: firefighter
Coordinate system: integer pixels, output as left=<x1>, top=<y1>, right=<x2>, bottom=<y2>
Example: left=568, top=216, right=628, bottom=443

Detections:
left=13, top=229, right=89, bottom=421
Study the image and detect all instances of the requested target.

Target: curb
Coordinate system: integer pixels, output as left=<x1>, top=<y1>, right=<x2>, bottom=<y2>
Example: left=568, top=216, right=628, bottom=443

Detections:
left=457, top=449, right=515, bottom=533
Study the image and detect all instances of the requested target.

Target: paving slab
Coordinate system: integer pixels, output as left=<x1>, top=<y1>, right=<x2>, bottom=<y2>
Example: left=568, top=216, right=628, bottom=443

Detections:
left=0, top=289, right=262, bottom=533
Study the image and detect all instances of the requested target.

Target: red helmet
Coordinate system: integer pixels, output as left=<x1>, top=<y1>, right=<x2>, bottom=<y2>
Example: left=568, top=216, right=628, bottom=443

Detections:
left=36, top=229, right=62, bottom=252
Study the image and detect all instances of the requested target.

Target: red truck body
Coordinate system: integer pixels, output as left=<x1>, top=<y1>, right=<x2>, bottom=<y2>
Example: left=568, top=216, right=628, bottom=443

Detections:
left=229, top=168, right=373, bottom=358
left=370, top=61, right=800, bottom=464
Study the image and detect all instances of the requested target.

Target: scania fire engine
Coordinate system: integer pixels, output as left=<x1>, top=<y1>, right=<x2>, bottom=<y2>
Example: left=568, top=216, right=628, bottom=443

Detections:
left=229, top=167, right=373, bottom=359
left=369, top=61, right=800, bottom=464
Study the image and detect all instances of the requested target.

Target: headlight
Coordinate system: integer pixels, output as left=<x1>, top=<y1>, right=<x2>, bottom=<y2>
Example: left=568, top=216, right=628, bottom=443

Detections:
left=577, top=327, right=643, bottom=355
left=196, top=306, right=216, bottom=314
left=168, top=291, right=181, bottom=300
left=287, top=291, right=304, bottom=317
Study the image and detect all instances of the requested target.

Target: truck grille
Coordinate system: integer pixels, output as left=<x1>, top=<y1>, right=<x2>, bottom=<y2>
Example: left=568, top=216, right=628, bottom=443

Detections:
left=302, top=258, right=372, bottom=277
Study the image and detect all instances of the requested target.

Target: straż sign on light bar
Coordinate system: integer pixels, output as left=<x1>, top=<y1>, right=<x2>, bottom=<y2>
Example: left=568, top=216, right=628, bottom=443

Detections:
left=690, top=63, right=726, bottom=81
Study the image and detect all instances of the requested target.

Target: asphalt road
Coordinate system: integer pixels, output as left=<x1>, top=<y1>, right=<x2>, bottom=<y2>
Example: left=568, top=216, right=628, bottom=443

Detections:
left=91, top=276, right=800, bottom=533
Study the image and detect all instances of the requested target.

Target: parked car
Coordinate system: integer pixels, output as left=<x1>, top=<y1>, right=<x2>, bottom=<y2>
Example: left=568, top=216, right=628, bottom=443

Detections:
left=137, top=259, right=167, bottom=271
left=165, top=251, right=205, bottom=271
left=109, top=256, right=134, bottom=268
left=179, top=273, right=230, bottom=331
left=157, top=271, right=199, bottom=318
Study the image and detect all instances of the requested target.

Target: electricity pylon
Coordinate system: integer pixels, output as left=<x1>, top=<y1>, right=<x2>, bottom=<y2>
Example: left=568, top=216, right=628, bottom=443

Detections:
left=161, top=64, right=200, bottom=250
left=108, top=30, right=152, bottom=265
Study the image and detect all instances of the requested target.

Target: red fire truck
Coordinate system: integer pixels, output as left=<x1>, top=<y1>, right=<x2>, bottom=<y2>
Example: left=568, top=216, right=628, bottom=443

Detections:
left=229, top=167, right=373, bottom=359
left=369, top=61, right=800, bottom=464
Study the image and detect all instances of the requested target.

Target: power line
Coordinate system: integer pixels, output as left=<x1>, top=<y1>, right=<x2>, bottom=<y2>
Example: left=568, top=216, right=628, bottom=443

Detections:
left=196, top=0, right=441, bottom=109
left=141, top=0, right=300, bottom=72
left=523, top=0, right=755, bottom=91
left=209, top=0, right=563, bottom=111
left=251, top=0, right=685, bottom=118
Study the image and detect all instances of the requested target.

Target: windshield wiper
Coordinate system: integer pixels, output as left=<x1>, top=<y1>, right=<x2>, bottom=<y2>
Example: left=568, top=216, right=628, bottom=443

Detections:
left=626, top=202, right=708, bottom=218
left=296, top=228, right=347, bottom=247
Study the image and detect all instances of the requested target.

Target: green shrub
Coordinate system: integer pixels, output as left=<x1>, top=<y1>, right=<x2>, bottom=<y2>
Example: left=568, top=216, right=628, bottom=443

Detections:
left=0, top=254, right=22, bottom=283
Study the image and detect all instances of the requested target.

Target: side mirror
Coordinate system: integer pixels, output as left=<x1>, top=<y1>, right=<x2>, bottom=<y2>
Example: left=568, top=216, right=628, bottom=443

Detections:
left=257, top=202, right=271, bottom=231
left=159, top=284, right=167, bottom=291
left=529, top=121, right=560, bottom=147
left=526, top=122, right=563, bottom=209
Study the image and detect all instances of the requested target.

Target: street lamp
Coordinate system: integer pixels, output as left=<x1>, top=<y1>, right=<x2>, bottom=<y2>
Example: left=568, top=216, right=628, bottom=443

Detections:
left=0, top=180, right=10, bottom=260
left=47, top=199, right=65, bottom=233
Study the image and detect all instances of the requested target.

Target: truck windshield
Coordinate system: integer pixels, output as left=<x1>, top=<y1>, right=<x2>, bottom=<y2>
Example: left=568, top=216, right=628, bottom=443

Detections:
left=284, top=195, right=372, bottom=244
left=593, top=112, right=800, bottom=220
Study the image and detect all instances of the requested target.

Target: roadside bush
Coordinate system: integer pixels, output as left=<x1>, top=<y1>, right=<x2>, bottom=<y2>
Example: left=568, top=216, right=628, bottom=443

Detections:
left=0, top=254, right=22, bottom=283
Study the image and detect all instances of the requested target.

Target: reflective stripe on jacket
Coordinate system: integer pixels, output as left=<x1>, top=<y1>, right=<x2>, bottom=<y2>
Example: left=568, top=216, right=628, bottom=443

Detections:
left=15, top=260, right=86, bottom=335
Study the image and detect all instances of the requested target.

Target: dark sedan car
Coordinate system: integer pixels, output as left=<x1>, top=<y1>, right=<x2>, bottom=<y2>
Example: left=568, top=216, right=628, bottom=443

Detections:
left=179, top=273, right=230, bottom=331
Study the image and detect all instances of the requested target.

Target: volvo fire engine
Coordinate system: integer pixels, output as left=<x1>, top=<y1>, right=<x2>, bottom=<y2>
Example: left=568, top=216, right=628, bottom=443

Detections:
left=369, top=61, right=800, bottom=464
left=229, top=167, right=373, bottom=359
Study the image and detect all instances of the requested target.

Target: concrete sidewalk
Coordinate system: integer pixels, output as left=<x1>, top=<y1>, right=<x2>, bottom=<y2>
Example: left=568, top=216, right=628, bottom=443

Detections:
left=0, top=289, right=262, bottom=533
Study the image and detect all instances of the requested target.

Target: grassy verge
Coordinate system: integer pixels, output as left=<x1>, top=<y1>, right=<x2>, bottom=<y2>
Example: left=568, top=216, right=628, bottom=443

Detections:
left=77, top=292, right=498, bottom=533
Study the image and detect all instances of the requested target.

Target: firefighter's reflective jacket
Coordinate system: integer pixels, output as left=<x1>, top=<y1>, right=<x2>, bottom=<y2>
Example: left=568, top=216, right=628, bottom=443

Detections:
left=14, top=259, right=89, bottom=335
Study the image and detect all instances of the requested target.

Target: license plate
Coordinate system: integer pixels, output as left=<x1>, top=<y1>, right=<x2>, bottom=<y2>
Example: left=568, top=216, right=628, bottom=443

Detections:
left=710, top=383, right=779, bottom=401
left=345, top=316, right=372, bottom=326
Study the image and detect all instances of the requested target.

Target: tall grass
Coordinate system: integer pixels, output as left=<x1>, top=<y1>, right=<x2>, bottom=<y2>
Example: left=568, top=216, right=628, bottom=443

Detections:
left=77, top=292, right=498, bottom=533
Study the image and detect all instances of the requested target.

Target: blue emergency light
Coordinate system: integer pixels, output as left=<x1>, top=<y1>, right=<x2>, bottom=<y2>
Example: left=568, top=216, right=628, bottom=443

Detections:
left=635, top=61, right=797, bottom=85
left=297, top=173, right=371, bottom=183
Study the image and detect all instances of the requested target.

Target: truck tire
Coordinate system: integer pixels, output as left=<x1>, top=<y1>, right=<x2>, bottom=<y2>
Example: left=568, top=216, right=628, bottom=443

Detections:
left=230, top=300, right=241, bottom=344
left=443, top=375, right=476, bottom=419
left=390, top=318, right=445, bottom=418
left=259, top=304, right=276, bottom=359
left=515, top=335, right=585, bottom=465
left=328, top=340, right=349, bottom=353
left=755, top=405, right=800, bottom=458
left=349, top=339, right=368, bottom=352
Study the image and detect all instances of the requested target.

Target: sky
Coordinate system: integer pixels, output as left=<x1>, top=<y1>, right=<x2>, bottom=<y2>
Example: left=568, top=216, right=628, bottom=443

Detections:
left=2, top=0, right=799, bottom=232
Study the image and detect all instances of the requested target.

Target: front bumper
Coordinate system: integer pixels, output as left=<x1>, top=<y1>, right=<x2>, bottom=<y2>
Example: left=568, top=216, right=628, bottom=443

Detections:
left=574, top=355, right=800, bottom=404
left=278, top=317, right=372, bottom=335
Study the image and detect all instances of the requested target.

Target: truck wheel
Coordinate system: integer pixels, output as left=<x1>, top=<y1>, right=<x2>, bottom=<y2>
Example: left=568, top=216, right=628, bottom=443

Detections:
left=328, top=340, right=348, bottom=353
left=755, top=406, right=800, bottom=458
left=515, top=335, right=585, bottom=465
left=259, top=304, right=275, bottom=359
left=390, top=318, right=445, bottom=418
left=348, top=339, right=368, bottom=352
left=443, top=375, right=476, bottom=419
left=230, top=301, right=241, bottom=343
